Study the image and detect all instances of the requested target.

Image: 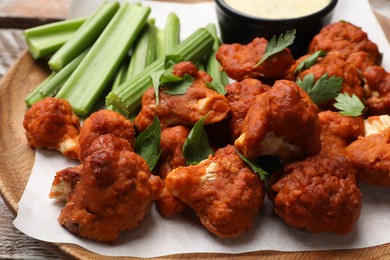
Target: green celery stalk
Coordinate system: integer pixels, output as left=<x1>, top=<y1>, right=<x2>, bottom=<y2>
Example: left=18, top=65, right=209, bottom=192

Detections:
left=155, top=12, right=180, bottom=59
left=24, top=18, right=86, bottom=59
left=105, top=27, right=214, bottom=117
left=156, top=29, right=165, bottom=59
left=25, top=50, right=89, bottom=106
left=163, top=13, right=180, bottom=53
left=126, top=20, right=158, bottom=81
left=205, top=23, right=229, bottom=87
left=48, top=1, right=120, bottom=71
left=55, top=3, right=151, bottom=117
left=112, top=57, right=130, bottom=91
left=25, top=73, right=56, bottom=106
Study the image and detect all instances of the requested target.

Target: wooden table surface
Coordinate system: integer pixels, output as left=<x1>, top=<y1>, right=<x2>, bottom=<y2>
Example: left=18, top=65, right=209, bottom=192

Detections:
left=0, top=0, right=389, bottom=259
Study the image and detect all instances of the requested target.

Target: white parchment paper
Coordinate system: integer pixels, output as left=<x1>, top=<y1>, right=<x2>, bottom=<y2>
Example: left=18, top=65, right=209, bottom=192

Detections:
left=14, top=0, right=390, bottom=258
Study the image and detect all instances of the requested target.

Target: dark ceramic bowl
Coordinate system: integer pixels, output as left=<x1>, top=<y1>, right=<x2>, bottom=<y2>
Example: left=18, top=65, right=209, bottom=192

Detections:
left=215, top=0, right=338, bottom=58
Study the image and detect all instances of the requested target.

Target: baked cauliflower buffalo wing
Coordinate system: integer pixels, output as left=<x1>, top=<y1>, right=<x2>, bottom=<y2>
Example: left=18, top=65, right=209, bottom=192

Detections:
left=23, top=97, right=80, bottom=160
left=216, top=37, right=294, bottom=81
left=296, top=54, right=364, bottom=105
left=165, top=145, right=265, bottom=238
left=134, top=61, right=230, bottom=132
left=235, top=80, right=321, bottom=162
left=318, top=110, right=365, bottom=157
left=361, top=65, right=390, bottom=115
left=58, top=134, right=160, bottom=243
left=225, top=78, right=270, bottom=142
left=154, top=126, right=190, bottom=217
left=269, top=155, right=362, bottom=235
left=78, top=109, right=136, bottom=161
left=346, top=116, right=390, bottom=187
left=308, top=21, right=389, bottom=115
left=308, top=21, right=381, bottom=66
left=49, top=165, right=82, bottom=201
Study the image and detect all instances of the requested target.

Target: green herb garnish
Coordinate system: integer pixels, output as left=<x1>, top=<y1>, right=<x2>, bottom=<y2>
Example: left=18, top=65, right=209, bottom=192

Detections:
left=254, top=29, right=296, bottom=67
left=183, top=114, right=214, bottom=165
left=296, top=73, right=343, bottom=105
left=164, top=74, right=194, bottom=95
left=135, top=117, right=162, bottom=171
left=333, top=93, right=365, bottom=117
left=149, top=55, right=194, bottom=103
left=206, top=81, right=227, bottom=95
left=150, top=70, right=165, bottom=105
left=294, top=50, right=326, bottom=74
left=235, top=148, right=268, bottom=181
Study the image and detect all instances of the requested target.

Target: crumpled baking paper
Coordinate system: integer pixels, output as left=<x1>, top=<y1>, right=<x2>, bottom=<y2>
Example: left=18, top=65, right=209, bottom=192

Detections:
left=14, top=0, right=390, bottom=257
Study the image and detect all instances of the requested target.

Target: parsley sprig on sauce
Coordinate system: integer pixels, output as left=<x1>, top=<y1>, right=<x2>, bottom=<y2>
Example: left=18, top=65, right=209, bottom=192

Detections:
left=297, top=73, right=365, bottom=117
left=297, top=73, right=343, bottom=105
left=254, top=29, right=296, bottom=67
left=135, top=117, right=162, bottom=171
left=333, top=93, right=365, bottom=117
left=294, top=50, right=327, bottom=74
left=182, top=114, right=214, bottom=165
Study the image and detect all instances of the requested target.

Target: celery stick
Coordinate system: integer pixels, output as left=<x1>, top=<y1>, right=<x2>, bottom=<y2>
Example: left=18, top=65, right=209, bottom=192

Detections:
left=156, top=29, right=165, bottom=59
left=56, top=3, right=151, bottom=117
left=155, top=13, right=180, bottom=59
left=126, top=20, right=158, bottom=81
left=25, top=73, right=56, bottom=106
left=26, top=50, right=88, bottom=106
left=164, top=13, right=180, bottom=53
left=105, top=27, right=214, bottom=117
left=112, top=56, right=130, bottom=91
left=24, top=18, right=86, bottom=59
left=48, top=1, right=120, bottom=71
left=205, top=23, right=229, bottom=86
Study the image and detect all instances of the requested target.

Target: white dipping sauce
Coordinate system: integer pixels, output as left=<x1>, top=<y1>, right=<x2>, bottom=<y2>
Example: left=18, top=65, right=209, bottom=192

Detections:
left=224, top=0, right=332, bottom=19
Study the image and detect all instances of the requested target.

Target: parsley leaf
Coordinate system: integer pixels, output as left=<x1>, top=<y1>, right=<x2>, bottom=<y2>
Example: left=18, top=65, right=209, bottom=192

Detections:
left=294, top=50, right=327, bottom=74
left=235, top=148, right=268, bottom=181
left=164, top=74, right=194, bottom=95
left=135, top=117, right=162, bottom=171
left=164, top=54, right=185, bottom=68
left=159, top=67, right=184, bottom=86
left=150, top=70, right=165, bottom=105
left=333, top=93, right=365, bottom=117
left=206, top=81, right=227, bottom=95
left=296, top=73, right=343, bottom=105
left=149, top=55, right=193, bottom=103
left=183, top=114, right=214, bottom=165
left=254, top=29, right=296, bottom=67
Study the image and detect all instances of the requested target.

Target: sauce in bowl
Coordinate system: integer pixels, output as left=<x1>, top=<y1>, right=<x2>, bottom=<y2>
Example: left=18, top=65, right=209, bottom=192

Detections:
left=224, top=0, right=332, bottom=19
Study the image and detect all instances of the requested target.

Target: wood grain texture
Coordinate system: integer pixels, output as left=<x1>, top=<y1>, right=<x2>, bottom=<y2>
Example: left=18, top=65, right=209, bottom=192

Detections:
left=1, top=1, right=390, bottom=259
left=0, top=0, right=71, bottom=28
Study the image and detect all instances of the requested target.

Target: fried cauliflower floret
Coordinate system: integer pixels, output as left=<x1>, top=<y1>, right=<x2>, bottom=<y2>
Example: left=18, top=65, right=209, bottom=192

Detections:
left=318, top=110, right=365, bottom=156
left=58, top=134, right=158, bottom=243
left=297, top=54, right=364, bottom=106
left=78, top=109, right=135, bottom=161
left=165, top=145, right=265, bottom=238
left=235, top=80, right=321, bottom=162
left=23, top=97, right=80, bottom=160
left=364, top=115, right=390, bottom=136
left=216, top=37, right=294, bottom=81
left=225, top=78, right=270, bottom=142
left=134, top=61, right=230, bottom=132
left=269, top=155, right=362, bottom=235
left=346, top=116, right=390, bottom=187
left=154, top=126, right=190, bottom=217
left=49, top=165, right=82, bottom=201
left=308, top=21, right=381, bottom=66
left=361, top=65, right=390, bottom=115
